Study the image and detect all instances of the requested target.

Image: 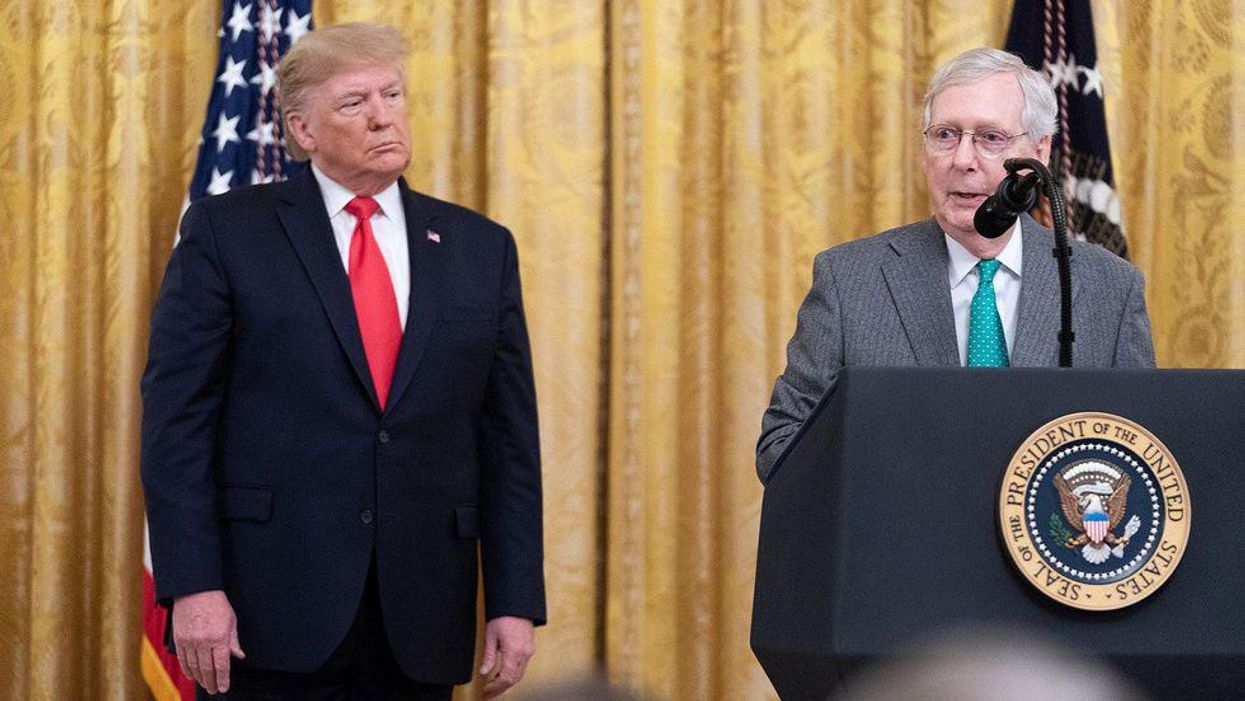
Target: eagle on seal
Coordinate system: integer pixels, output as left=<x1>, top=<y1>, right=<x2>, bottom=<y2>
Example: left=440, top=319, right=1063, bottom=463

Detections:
left=1053, top=460, right=1140, bottom=565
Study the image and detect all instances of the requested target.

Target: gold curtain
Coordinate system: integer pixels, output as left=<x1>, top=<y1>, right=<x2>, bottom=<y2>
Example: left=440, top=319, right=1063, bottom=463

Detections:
left=0, top=2, right=220, bottom=699
left=1, top=1, right=1242, bottom=700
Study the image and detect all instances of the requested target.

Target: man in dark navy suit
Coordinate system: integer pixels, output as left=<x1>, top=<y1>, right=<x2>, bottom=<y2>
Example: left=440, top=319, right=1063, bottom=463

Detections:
left=141, top=23, right=544, bottom=700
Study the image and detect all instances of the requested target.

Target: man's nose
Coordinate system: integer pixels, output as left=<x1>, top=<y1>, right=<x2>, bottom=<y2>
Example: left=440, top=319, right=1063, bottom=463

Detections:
left=951, top=132, right=979, bottom=169
left=366, top=96, right=393, bottom=129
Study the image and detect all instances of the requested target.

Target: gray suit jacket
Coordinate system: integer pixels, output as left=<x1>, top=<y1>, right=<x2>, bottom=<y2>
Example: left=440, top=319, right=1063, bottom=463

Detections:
left=757, top=214, right=1156, bottom=483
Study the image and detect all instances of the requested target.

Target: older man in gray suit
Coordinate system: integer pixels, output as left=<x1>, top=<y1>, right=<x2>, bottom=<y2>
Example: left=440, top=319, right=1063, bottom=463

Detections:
left=757, top=48, right=1155, bottom=484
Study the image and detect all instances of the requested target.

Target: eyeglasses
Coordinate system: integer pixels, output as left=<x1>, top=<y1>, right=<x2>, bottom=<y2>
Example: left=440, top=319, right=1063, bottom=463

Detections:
left=922, top=125, right=1028, bottom=157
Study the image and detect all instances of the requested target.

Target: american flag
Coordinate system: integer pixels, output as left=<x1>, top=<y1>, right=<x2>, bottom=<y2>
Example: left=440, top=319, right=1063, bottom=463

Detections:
left=1005, top=0, right=1130, bottom=258
left=187, top=0, right=312, bottom=200
left=142, top=2, right=311, bottom=699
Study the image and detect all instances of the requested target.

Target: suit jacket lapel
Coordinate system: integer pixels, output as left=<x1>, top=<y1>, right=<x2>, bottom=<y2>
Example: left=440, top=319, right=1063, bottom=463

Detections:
left=276, top=169, right=379, bottom=406
left=384, top=180, right=446, bottom=414
left=881, top=220, right=960, bottom=366
left=1011, top=213, right=1077, bottom=366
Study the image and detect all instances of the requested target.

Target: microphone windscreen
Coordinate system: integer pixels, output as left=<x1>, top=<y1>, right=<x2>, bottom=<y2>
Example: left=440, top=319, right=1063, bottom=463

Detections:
left=974, top=196, right=1016, bottom=239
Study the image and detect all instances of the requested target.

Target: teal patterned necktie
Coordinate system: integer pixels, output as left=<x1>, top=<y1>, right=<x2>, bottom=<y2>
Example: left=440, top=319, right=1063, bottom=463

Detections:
left=967, top=258, right=1009, bottom=367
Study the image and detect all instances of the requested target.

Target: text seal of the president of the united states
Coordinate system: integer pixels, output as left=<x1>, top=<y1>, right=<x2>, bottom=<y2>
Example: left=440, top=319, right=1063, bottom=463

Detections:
left=999, top=412, right=1190, bottom=611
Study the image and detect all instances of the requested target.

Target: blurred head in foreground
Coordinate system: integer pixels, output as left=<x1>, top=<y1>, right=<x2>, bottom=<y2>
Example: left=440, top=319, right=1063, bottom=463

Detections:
left=831, top=626, right=1149, bottom=701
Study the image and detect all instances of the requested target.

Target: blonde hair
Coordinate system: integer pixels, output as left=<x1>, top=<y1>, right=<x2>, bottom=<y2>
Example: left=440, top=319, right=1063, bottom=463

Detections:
left=276, top=23, right=410, bottom=160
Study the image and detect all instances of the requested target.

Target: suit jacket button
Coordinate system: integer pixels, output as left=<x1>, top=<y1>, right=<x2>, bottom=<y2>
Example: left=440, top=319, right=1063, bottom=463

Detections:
left=360, top=508, right=374, bottom=525
left=378, top=430, right=390, bottom=444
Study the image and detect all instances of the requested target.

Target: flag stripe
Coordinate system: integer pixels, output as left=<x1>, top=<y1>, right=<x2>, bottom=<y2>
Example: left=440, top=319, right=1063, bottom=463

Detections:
left=142, top=570, right=196, bottom=701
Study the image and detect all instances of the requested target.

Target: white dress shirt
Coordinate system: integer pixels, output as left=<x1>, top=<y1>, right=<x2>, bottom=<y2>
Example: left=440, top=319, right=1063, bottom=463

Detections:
left=946, top=222, right=1023, bottom=366
left=311, top=163, right=410, bottom=329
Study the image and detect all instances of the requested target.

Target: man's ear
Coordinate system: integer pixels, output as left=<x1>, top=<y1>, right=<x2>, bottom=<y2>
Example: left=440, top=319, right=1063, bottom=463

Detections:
left=1035, top=134, right=1052, bottom=165
left=286, top=112, right=315, bottom=155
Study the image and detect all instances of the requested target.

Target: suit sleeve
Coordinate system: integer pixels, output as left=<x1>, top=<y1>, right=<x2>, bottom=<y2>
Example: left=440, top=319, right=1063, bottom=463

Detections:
left=140, top=202, right=232, bottom=603
left=1112, top=264, right=1157, bottom=368
left=756, top=250, right=845, bottom=484
left=478, top=229, right=546, bottom=625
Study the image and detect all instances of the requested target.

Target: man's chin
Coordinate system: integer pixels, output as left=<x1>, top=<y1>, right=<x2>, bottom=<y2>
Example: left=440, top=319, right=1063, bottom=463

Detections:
left=937, top=211, right=980, bottom=239
left=371, top=153, right=411, bottom=178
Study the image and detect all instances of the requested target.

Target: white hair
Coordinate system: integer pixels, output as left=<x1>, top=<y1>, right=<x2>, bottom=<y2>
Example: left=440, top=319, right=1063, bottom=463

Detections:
left=922, top=48, right=1058, bottom=139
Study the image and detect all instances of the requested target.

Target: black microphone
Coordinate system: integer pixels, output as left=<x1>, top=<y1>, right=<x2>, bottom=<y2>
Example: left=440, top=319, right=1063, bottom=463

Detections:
left=973, top=161, right=1042, bottom=238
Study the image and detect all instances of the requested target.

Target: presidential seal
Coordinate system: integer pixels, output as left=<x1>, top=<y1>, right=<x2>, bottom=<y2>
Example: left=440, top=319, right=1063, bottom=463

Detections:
left=998, top=412, right=1190, bottom=611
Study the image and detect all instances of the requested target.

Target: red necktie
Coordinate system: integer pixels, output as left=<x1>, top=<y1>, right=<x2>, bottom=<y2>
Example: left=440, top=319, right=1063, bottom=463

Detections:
left=344, top=196, right=401, bottom=409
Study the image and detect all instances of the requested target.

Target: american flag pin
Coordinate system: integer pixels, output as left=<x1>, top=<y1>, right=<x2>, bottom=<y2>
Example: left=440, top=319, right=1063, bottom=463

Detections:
left=427, top=230, right=441, bottom=243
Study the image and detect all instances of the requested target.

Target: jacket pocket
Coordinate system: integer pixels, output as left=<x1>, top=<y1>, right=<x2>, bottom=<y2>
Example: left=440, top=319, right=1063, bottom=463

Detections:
left=454, top=505, right=480, bottom=539
left=218, top=485, right=273, bottom=522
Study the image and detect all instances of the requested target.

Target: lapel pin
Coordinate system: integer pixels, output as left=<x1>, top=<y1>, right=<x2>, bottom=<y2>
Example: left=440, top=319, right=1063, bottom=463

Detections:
left=427, top=230, right=441, bottom=244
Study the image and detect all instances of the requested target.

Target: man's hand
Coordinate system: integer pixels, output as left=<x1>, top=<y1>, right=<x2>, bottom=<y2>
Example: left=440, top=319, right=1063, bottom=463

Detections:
left=171, top=589, right=246, bottom=695
left=479, top=616, right=535, bottom=698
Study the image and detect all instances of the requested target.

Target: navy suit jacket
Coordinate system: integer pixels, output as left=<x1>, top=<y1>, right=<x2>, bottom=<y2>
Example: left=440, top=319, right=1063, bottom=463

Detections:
left=141, top=168, right=545, bottom=684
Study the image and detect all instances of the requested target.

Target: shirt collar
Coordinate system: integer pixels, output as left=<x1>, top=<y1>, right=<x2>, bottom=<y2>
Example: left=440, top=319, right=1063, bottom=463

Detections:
left=310, top=162, right=402, bottom=222
left=996, top=221, right=1024, bottom=278
left=945, top=219, right=1024, bottom=287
